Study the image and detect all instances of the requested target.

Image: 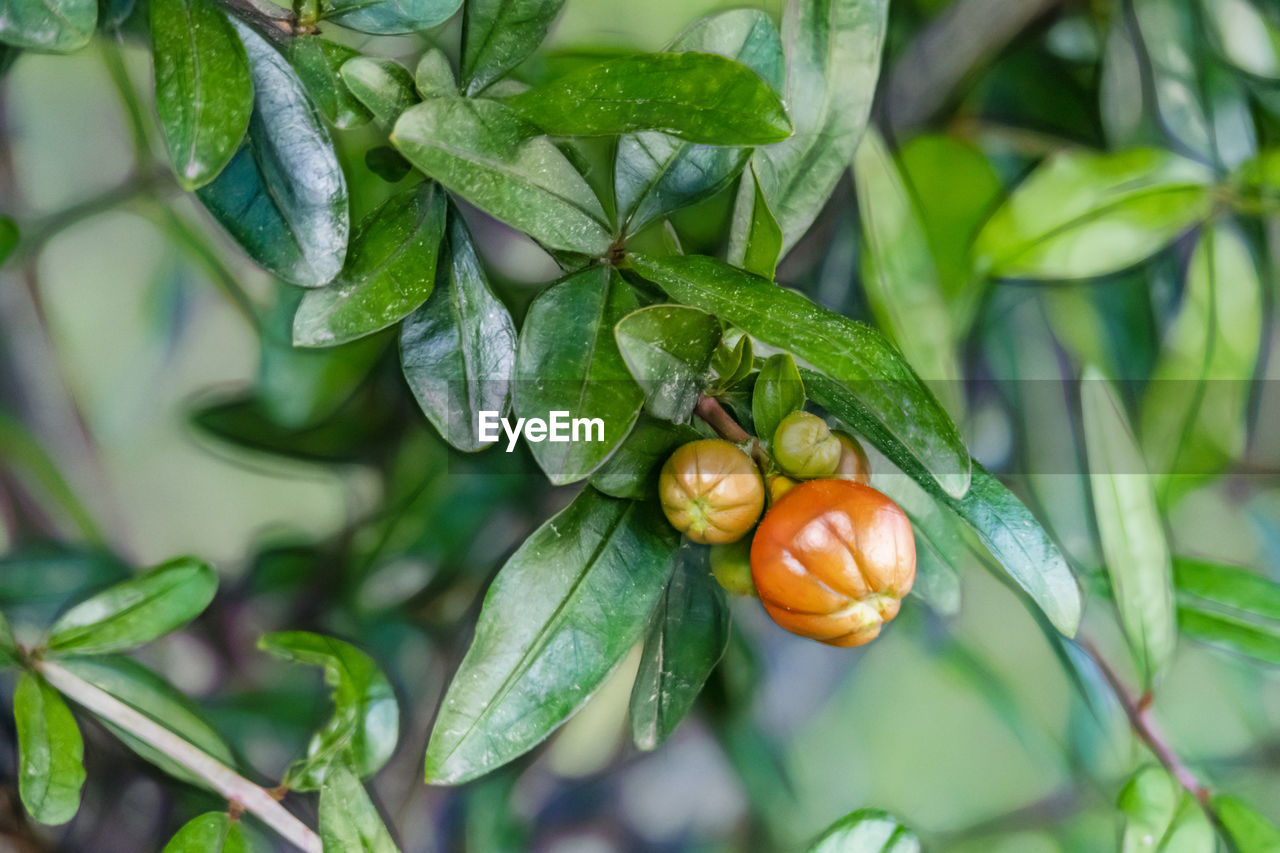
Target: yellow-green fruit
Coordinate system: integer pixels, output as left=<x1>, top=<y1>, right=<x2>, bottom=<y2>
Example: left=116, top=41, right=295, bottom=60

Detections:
left=659, top=439, right=765, bottom=544
left=772, top=411, right=841, bottom=479
left=832, top=432, right=872, bottom=485
left=767, top=473, right=797, bottom=504
left=710, top=539, right=756, bottom=596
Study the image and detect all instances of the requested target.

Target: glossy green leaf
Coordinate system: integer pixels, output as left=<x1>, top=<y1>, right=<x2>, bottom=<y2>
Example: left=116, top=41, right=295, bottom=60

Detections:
left=341, top=56, right=418, bottom=126
left=1202, top=0, right=1280, bottom=80
left=318, top=762, right=399, bottom=852
left=461, top=0, right=564, bottom=94
left=513, top=267, right=643, bottom=483
left=870, top=474, right=963, bottom=616
left=290, top=37, right=372, bottom=129
left=14, top=671, right=84, bottom=825
left=259, top=631, right=399, bottom=790
left=808, top=808, right=920, bottom=853
left=47, top=557, right=217, bottom=656
left=1174, top=558, right=1280, bottom=620
left=1177, top=607, right=1280, bottom=666
left=853, top=127, right=961, bottom=415
left=739, top=164, right=783, bottom=280
left=508, top=52, right=790, bottom=144
left=1140, top=222, right=1261, bottom=501
left=0, top=215, right=17, bottom=267
left=614, top=9, right=784, bottom=233
left=975, top=148, right=1214, bottom=280
left=162, top=813, right=250, bottom=853
left=615, top=304, right=720, bottom=423
left=752, top=353, right=803, bottom=452
left=320, top=0, right=458, bottom=35
left=1214, top=795, right=1280, bottom=852
left=193, top=391, right=395, bottom=463
left=400, top=207, right=516, bottom=452
left=630, top=544, right=728, bottom=750
left=1082, top=368, right=1175, bottom=686
left=732, top=0, right=887, bottom=258
left=1118, top=766, right=1213, bottom=852
left=709, top=332, right=753, bottom=393
left=629, top=253, right=970, bottom=498
left=391, top=97, right=612, bottom=255
left=197, top=22, right=349, bottom=287
left=414, top=47, right=455, bottom=97
left=0, top=0, right=95, bottom=51
left=150, top=0, right=252, bottom=190
left=589, top=415, right=701, bottom=500
left=294, top=182, right=446, bottom=347
left=364, top=146, right=412, bottom=183
left=0, top=611, right=16, bottom=667
left=425, top=489, right=679, bottom=784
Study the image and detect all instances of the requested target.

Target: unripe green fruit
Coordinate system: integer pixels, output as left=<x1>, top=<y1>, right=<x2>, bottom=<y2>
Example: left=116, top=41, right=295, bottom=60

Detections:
left=710, top=539, right=756, bottom=596
left=772, top=411, right=841, bottom=479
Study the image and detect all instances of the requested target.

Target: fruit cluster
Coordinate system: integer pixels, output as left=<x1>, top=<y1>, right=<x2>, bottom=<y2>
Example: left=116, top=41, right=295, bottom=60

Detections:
left=658, top=411, right=915, bottom=648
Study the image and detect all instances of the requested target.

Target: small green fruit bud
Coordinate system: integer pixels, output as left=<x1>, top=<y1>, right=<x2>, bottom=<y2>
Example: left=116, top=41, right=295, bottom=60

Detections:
left=772, top=411, right=841, bottom=479
left=710, top=539, right=756, bottom=596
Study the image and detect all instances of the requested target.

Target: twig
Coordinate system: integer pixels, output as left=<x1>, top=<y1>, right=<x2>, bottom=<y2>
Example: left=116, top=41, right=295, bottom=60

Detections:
left=36, top=660, right=323, bottom=853
left=693, top=395, right=771, bottom=469
left=15, top=169, right=177, bottom=259
left=215, top=0, right=305, bottom=41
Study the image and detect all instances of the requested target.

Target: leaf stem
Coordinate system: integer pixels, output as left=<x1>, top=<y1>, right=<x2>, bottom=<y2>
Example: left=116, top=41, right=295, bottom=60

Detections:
left=35, top=660, right=323, bottom=853
left=100, top=37, right=154, bottom=165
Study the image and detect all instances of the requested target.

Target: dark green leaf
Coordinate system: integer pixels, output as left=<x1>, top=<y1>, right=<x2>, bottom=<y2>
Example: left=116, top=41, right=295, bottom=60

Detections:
left=1178, top=606, right=1280, bottom=665
left=589, top=415, right=701, bottom=500
left=400, top=207, right=517, bottom=452
left=150, top=0, right=251, bottom=190
left=0, top=611, right=16, bottom=667
left=1214, top=795, right=1280, bottom=852
left=294, top=182, right=446, bottom=347
left=14, top=671, right=84, bottom=825
left=739, top=164, right=783, bottom=280
left=197, top=22, right=349, bottom=287
left=1174, top=558, right=1280, bottom=621
left=259, top=631, right=399, bottom=790
left=364, top=146, right=413, bottom=183
left=0, top=0, right=95, bottom=51
left=414, top=47, right=454, bottom=97
left=461, top=0, right=564, bottom=94
left=319, top=762, right=399, bottom=852
left=162, top=812, right=250, bottom=853
left=629, top=544, right=729, bottom=750
left=508, top=52, right=790, bottom=145
left=46, top=557, right=217, bottom=656
left=808, top=808, right=920, bottom=853
left=391, top=97, right=612, bottom=255
left=0, top=548, right=129, bottom=620
left=974, top=149, right=1214, bottom=280
left=0, top=214, right=17, bottom=267
left=341, top=56, right=418, bottom=126
left=1082, top=368, right=1175, bottom=686
left=614, top=304, right=720, bottom=423
left=752, top=353, right=803, bottom=452
left=424, top=489, right=679, bottom=784
left=513, top=267, right=643, bottom=483
left=192, top=391, right=395, bottom=463
left=290, top=36, right=372, bottom=129
left=320, top=0, right=458, bottom=35
left=1118, top=766, right=1212, bottom=852
left=629, top=253, right=970, bottom=498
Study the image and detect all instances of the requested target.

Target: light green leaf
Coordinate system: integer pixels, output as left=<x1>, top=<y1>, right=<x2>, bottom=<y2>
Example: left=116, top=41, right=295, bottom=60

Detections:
left=392, top=97, right=612, bottom=255
left=1214, top=794, right=1280, bottom=852
left=14, top=671, right=84, bottom=825
left=1175, top=558, right=1280, bottom=620
left=460, top=0, right=564, bottom=95
left=0, top=611, right=17, bottom=667
left=294, top=182, right=446, bottom=347
left=290, top=37, right=372, bottom=129
left=752, top=353, right=803, bottom=452
left=162, top=812, right=250, bottom=853
left=0, top=0, right=95, bottom=51
left=709, top=332, right=753, bottom=393
left=0, top=215, right=17, bottom=268
left=1202, top=0, right=1280, bottom=80
left=318, top=762, right=399, bottom=852
left=975, top=148, right=1214, bottom=280
left=1177, top=606, right=1280, bottom=666
left=808, top=808, right=920, bottom=853
left=47, top=557, right=217, bottom=656
left=1118, top=766, right=1213, bottom=852
left=614, top=304, right=721, bottom=423
left=1082, top=367, right=1175, bottom=687
left=425, top=489, right=679, bottom=784
left=739, top=164, right=783, bottom=280
left=320, top=0, right=458, bottom=35
left=414, top=47, right=455, bottom=97
left=341, top=56, right=418, bottom=126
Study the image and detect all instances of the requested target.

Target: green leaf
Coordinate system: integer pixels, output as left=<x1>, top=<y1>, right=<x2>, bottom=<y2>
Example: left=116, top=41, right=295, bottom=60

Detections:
left=732, top=0, right=887, bottom=258
left=258, top=631, right=399, bottom=790
left=0, top=215, right=17, bottom=267
left=507, top=52, right=790, bottom=145
left=808, top=808, right=920, bottom=853
left=1174, top=558, right=1280, bottom=620
left=0, top=611, right=15, bottom=667
left=1202, top=0, right=1280, bottom=80
left=197, top=22, right=349, bottom=288
left=392, top=97, right=612, bottom=255
left=513, top=267, right=643, bottom=484
left=1177, top=606, right=1280, bottom=666
left=1214, top=794, right=1280, bottom=852
left=629, top=543, right=729, bottom=750
left=414, top=47, right=455, bottom=97
left=975, top=148, right=1214, bottom=280
left=14, top=671, right=84, bottom=825
left=739, top=164, right=783, bottom=280
left=1118, top=766, right=1213, bottom=852
left=400, top=206, right=517, bottom=452
left=853, top=127, right=961, bottom=415
left=752, top=353, right=803, bottom=452
left=425, top=489, right=679, bottom=784
left=192, top=391, right=395, bottom=463
left=319, top=762, right=399, bottom=852
left=1140, top=222, right=1261, bottom=501
left=614, top=304, right=721, bottom=423
left=461, top=0, right=564, bottom=95
left=614, top=8, right=783, bottom=233
left=628, top=253, right=970, bottom=498
left=59, top=656, right=236, bottom=787
left=162, top=813, right=250, bottom=853
left=47, top=557, right=217, bottom=656
left=320, top=0, right=458, bottom=35
left=1082, top=368, right=1175, bottom=686
left=868, top=473, right=966, bottom=617
left=290, top=37, right=372, bottom=129
left=340, top=56, right=418, bottom=126
left=0, top=0, right=95, bottom=51
left=709, top=332, right=753, bottom=393
left=294, top=182, right=446, bottom=347
left=364, top=146, right=413, bottom=183
left=589, top=415, right=701, bottom=500
left=150, top=0, right=252, bottom=190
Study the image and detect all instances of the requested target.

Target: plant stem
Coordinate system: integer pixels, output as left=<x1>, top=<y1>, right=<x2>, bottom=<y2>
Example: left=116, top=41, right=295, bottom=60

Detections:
left=100, top=37, right=153, bottom=165
left=216, top=0, right=300, bottom=42
left=36, top=660, right=323, bottom=853
left=17, top=169, right=176, bottom=259
left=694, top=395, right=771, bottom=469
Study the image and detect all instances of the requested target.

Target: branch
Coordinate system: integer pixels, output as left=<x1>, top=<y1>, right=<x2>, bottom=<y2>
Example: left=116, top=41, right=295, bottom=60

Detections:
left=215, top=0, right=310, bottom=41
left=36, top=660, right=323, bottom=853
left=694, top=395, right=771, bottom=469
